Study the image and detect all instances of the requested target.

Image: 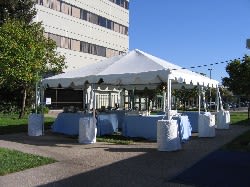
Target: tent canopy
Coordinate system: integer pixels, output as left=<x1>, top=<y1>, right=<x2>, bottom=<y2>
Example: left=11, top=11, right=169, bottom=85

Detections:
left=42, top=49, right=219, bottom=89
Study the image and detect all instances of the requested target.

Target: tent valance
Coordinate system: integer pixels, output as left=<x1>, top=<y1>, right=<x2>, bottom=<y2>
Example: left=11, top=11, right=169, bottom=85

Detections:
left=42, top=49, right=219, bottom=89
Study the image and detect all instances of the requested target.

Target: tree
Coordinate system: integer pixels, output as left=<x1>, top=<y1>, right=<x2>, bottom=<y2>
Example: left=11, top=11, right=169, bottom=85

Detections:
left=222, top=56, right=250, bottom=97
left=172, top=86, right=199, bottom=110
left=0, top=0, right=36, bottom=25
left=0, top=20, right=66, bottom=118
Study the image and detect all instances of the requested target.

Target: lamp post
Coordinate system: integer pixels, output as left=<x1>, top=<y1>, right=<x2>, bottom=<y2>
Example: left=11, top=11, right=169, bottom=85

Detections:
left=208, top=68, right=213, bottom=110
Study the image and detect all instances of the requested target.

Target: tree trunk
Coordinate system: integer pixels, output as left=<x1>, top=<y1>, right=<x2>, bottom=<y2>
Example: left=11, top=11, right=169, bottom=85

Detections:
left=19, top=87, right=27, bottom=119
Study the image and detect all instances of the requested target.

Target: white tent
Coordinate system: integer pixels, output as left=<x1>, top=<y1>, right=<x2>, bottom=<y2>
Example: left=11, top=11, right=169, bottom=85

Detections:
left=42, top=49, right=219, bottom=115
left=42, top=49, right=218, bottom=89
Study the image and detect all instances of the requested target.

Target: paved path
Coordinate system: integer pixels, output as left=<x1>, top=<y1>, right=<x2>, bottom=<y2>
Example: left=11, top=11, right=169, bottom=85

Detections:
left=0, top=125, right=249, bottom=187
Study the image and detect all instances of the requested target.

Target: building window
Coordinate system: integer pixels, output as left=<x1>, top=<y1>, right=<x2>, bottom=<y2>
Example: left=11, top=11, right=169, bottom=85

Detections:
left=80, top=9, right=87, bottom=20
left=96, top=46, right=106, bottom=57
left=72, top=6, right=80, bottom=19
left=48, top=33, right=61, bottom=47
left=80, top=42, right=89, bottom=53
left=46, top=33, right=123, bottom=58
left=88, top=13, right=98, bottom=25
left=110, top=0, right=129, bottom=9
left=61, top=37, right=70, bottom=49
left=98, top=17, right=107, bottom=28
left=61, top=2, right=71, bottom=15
left=71, top=39, right=80, bottom=51
left=37, top=1, right=128, bottom=36
left=113, top=23, right=120, bottom=33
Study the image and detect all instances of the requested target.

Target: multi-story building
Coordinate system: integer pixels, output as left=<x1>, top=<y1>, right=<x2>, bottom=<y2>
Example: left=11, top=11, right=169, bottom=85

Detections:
left=35, top=0, right=129, bottom=109
left=35, top=0, right=129, bottom=71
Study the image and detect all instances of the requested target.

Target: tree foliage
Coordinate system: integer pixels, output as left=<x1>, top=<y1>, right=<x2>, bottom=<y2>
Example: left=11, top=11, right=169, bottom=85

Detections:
left=0, top=0, right=36, bottom=25
left=222, top=56, right=250, bottom=97
left=173, top=86, right=199, bottom=110
left=0, top=20, right=66, bottom=117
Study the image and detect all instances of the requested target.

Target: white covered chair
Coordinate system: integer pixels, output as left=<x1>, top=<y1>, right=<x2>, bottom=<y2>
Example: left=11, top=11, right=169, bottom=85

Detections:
left=157, top=119, right=181, bottom=151
left=216, top=110, right=230, bottom=129
left=198, top=112, right=215, bottom=137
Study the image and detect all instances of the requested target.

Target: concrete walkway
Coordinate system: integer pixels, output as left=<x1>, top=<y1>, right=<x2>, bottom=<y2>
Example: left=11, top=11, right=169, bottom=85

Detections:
left=0, top=125, right=249, bottom=187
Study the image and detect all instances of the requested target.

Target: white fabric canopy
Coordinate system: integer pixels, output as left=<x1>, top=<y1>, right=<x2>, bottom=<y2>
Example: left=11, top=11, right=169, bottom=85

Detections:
left=42, top=49, right=219, bottom=89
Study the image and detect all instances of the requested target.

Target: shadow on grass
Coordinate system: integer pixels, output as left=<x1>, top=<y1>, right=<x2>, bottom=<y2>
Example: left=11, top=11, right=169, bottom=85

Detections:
left=0, top=122, right=53, bottom=135
left=231, top=118, right=250, bottom=126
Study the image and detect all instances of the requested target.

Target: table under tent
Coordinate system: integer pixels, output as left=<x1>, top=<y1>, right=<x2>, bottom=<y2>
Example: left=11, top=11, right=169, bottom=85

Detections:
left=40, top=49, right=230, bottom=151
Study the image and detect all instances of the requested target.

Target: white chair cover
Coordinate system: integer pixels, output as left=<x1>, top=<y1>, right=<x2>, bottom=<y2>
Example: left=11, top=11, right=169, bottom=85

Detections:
left=198, top=113, right=215, bottom=137
left=28, top=114, right=44, bottom=136
left=79, top=117, right=97, bottom=144
left=216, top=110, right=230, bottom=129
left=157, top=120, right=181, bottom=151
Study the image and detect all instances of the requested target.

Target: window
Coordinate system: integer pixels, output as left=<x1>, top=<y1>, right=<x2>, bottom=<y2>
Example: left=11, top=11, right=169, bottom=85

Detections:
left=116, top=0, right=121, bottom=6
left=71, top=39, right=80, bottom=51
left=44, top=32, right=122, bottom=57
left=37, top=0, right=43, bottom=5
left=55, top=0, right=61, bottom=11
left=98, top=17, right=107, bottom=27
left=61, top=37, right=70, bottom=49
left=125, top=1, right=129, bottom=9
left=80, top=9, right=87, bottom=20
left=114, top=23, right=120, bottom=32
left=61, top=2, right=71, bottom=15
left=96, top=46, right=106, bottom=57
left=42, top=0, right=50, bottom=8
left=107, top=20, right=113, bottom=30
left=80, top=42, right=89, bottom=53
left=72, top=6, right=80, bottom=19
left=106, top=48, right=119, bottom=58
left=89, top=13, right=98, bottom=25
left=37, top=1, right=128, bottom=35
left=48, top=33, right=61, bottom=47
left=120, top=0, right=125, bottom=8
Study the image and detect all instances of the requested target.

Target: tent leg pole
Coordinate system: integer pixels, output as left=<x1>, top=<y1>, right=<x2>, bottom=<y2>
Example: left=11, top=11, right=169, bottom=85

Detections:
left=198, top=86, right=201, bottom=114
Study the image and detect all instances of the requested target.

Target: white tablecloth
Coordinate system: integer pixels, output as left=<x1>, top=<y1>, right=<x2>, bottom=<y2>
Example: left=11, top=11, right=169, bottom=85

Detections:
left=97, top=113, right=118, bottom=136
left=52, top=113, right=118, bottom=136
left=122, top=115, right=192, bottom=141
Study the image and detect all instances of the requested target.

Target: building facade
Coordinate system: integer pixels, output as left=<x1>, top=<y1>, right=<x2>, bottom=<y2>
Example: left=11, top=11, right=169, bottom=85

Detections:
left=35, top=0, right=129, bottom=109
left=35, top=0, right=129, bottom=71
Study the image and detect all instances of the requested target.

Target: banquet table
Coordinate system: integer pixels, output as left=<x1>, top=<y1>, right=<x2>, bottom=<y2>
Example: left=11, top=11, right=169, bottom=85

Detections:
left=122, top=115, right=192, bottom=141
left=52, top=112, right=118, bottom=136
left=183, top=111, right=205, bottom=132
left=97, top=113, right=118, bottom=136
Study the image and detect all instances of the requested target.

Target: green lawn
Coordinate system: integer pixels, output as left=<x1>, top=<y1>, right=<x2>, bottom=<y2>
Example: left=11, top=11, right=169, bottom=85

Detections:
left=222, top=111, right=250, bottom=152
left=230, top=111, right=249, bottom=124
left=0, top=113, right=55, bottom=135
left=0, top=147, right=56, bottom=176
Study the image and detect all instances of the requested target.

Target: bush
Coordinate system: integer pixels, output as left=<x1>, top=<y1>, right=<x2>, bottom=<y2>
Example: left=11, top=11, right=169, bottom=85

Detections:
left=31, top=105, right=49, bottom=114
left=0, top=102, right=19, bottom=114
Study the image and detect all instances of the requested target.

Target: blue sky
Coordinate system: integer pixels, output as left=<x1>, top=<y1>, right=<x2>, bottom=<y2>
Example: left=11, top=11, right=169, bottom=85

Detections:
left=129, top=0, right=250, bottom=83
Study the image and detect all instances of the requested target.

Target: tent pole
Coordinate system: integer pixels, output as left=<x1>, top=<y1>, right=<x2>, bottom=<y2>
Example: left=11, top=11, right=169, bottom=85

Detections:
left=92, top=84, right=96, bottom=119
left=163, top=90, right=166, bottom=112
left=198, top=86, right=201, bottom=114
left=202, top=87, right=207, bottom=112
left=216, top=86, right=220, bottom=112
left=167, top=78, right=171, bottom=120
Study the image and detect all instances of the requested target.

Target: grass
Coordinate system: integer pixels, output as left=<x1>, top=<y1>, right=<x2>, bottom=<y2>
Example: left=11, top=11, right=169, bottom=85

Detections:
left=222, top=111, right=250, bottom=152
left=97, top=132, right=148, bottom=145
left=0, top=147, right=56, bottom=176
left=0, top=113, right=55, bottom=135
left=230, top=111, right=249, bottom=124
